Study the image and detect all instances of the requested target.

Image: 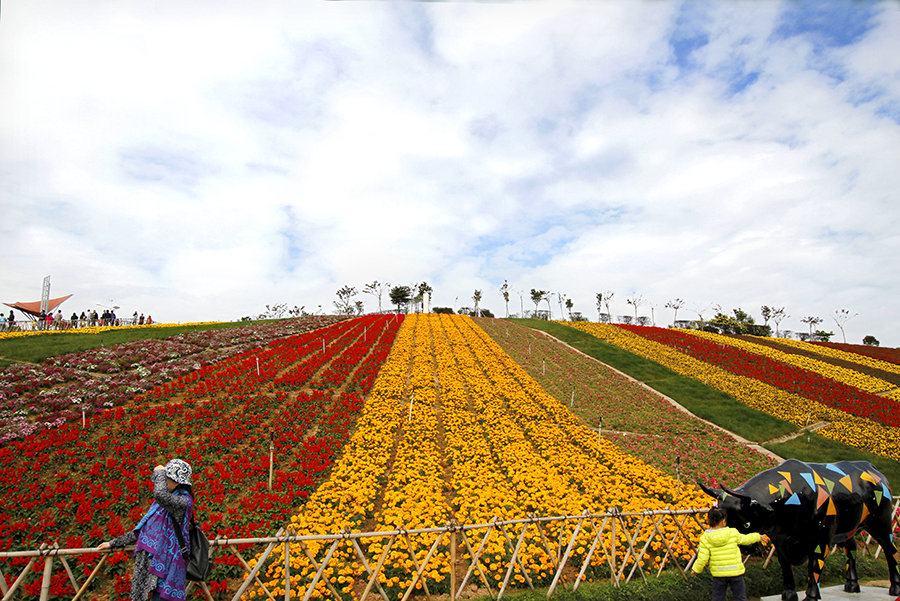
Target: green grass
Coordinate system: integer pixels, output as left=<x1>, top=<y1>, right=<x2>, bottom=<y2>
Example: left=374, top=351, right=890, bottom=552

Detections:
left=489, top=552, right=889, bottom=601
left=0, top=320, right=275, bottom=363
left=511, top=319, right=900, bottom=482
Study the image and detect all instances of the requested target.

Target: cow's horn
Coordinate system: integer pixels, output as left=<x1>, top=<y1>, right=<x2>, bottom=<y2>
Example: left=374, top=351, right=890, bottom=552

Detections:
left=697, top=481, right=724, bottom=500
left=722, top=487, right=755, bottom=503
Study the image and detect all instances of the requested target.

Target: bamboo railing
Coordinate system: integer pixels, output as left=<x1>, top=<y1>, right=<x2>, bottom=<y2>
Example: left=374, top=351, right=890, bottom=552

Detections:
left=2, top=501, right=898, bottom=601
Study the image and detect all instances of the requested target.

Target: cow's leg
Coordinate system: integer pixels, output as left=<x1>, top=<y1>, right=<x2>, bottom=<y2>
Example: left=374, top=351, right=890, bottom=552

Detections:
left=803, top=548, right=823, bottom=601
left=868, top=530, right=900, bottom=595
left=841, top=540, right=860, bottom=593
left=776, top=548, right=799, bottom=601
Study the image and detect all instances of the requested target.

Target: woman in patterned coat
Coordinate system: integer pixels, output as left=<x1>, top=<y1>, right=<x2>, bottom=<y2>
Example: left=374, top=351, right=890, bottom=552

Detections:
left=99, top=459, right=194, bottom=601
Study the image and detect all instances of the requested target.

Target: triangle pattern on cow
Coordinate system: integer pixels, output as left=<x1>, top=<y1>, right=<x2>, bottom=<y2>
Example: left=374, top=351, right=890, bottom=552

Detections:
left=826, top=498, right=837, bottom=516
left=838, top=475, right=852, bottom=492
left=800, top=472, right=816, bottom=489
left=778, top=471, right=793, bottom=484
left=826, top=463, right=847, bottom=477
left=816, top=487, right=830, bottom=509
left=785, top=493, right=801, bottom=506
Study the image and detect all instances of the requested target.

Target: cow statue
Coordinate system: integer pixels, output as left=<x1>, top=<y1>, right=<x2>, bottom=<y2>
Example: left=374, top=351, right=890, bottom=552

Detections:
left=699, top=459, right=899, bottom=601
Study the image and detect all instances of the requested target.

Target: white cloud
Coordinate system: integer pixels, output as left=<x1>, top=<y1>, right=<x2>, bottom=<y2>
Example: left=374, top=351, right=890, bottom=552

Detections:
left=1, top=0, right=898, bottom=345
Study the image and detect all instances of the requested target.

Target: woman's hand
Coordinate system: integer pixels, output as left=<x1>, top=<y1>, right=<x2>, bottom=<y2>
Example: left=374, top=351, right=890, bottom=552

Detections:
left=97, top=542, right=110, bottom=552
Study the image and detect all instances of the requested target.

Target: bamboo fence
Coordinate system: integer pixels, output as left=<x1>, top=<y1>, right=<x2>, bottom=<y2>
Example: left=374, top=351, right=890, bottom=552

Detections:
left=1, top=500, right=898, bottom=601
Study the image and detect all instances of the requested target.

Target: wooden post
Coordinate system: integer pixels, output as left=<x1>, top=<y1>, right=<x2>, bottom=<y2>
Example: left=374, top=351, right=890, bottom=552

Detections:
left=400, top=531, right=443, bottom=601
left=268, top=431, right=275, bottom=491
left=38, top=551, right=54, bottom=601
left=573, top=515, right=611, bottom=591
left=299, top=538, right=342, bottom=601
left=349, top=536, right=391, bottom=601
left=232, top=528, right=285, bottom=601
left=71, top=554, right=107, bottom=601
left=458, top=527, right=496, bottom=597
left=498, top=523, right=531, bottom=600
left=359, top=534, right=396, bottom=601
left=3, top=544, right=43, bottom=601
left=450, top=523, right=457, bottom=601
left=547, top=512, right=587, bottom=597
left=284, top=537, right=291, bottom=601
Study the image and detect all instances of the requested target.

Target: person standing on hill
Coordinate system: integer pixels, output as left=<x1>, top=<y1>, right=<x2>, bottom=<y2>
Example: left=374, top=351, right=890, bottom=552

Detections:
left=691, top=506, right=768, bottom=601
left=98, top=459, right=195, bottom=601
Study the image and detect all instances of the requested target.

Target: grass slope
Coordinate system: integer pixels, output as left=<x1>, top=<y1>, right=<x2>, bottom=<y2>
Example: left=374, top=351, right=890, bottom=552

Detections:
left=513, top=319, right=900, bottom=485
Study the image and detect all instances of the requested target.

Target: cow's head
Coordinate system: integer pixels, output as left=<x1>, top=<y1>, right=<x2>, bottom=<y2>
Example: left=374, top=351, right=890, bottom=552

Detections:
left=698, top=482, right=775, bottom=534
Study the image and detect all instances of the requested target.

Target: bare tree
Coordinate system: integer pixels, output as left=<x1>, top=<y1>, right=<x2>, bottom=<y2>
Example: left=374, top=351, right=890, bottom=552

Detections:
left=832, top=308, right=857, bottom=343
left=626, top=293, right=644, bottom=323
left=565, top=298, right=574, bottom=320
left=801, top=315, right=823, bottom=337
left=595, top=293, right=604, bottom=322
left=666, top=298, right=685, bottom=327
left=771, top=307, right=788, bottom=337
left=649, top=302, right=658, bottom=326
left=555, top=292, right=566, bottom=319
left=473, top=289, right=482, bottom=317
left=334, top=286, right=358, bottom=315
left=363, top=280, right=390, bottom=314
left=694, top=303, right=712, bottom=329
left=602, top=290, right=615, bottom=323
left=500, top=280, right=510, bottom=317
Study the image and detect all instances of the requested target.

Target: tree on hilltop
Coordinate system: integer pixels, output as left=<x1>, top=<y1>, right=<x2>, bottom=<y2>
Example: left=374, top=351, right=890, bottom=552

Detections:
left=832, top=308, right=857, bottom=343
left=389, top=285, right=411, bottom=314
left=666, top=298, right=685, bottom=327
left=334, top=286, right=359, bottom=315
left=500, top=280, right=510, bottom=317
left=863, top=335, right=880, bottom=346
left=364, top=280, right=390, bottom=314
left=626, top=293, right=645, bottom=323
left=801, top=315, right=823, bottom=338
left=530, top=289, right=547, bottom=319
left=771, top=307, right=788, bottom=338
left=473, top=289, right=482, bottom=317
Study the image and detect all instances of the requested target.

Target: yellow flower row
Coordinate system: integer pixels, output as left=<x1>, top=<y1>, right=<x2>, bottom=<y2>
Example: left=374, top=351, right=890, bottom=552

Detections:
left=567, top=323, right=900, bottom=461
left=0, top=321, right=220, bottom=340
left=248, top=315, right=707, bottom=600
left=680, top=329, right=898, bottom=397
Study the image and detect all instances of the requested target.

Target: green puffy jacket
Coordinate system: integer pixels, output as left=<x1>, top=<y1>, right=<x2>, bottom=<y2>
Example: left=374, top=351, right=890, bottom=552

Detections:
left=691, top=527, right=761, bottom=577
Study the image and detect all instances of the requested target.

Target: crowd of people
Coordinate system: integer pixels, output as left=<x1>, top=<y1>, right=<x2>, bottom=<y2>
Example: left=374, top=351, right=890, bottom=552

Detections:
left=0, top=308, right=152, bottom=331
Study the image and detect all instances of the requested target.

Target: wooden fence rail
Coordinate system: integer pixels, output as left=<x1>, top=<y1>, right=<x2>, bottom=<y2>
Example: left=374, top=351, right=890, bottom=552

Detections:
left=2, top=501, right=898, bottom=601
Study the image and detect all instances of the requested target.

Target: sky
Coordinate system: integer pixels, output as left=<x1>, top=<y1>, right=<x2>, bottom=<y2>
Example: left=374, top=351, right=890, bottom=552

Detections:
left=1, top=1, right=898, bottom=346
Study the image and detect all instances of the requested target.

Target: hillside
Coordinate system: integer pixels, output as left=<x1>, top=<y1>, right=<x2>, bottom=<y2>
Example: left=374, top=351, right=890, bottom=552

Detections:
left=1, top=315, right=898, bottom=600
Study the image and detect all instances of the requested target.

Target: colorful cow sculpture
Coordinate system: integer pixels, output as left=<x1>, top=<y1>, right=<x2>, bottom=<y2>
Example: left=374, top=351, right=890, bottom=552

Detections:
left=699, top=459, right=899, bottom=601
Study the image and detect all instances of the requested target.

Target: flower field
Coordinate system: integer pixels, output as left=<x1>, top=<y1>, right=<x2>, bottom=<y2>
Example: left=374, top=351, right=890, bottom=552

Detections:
left=770, top=337, right=900, bottom=381
left=681, top=329, right=900, bottom=401
left=813, top=340, right=900, bottom=366
left=0, top=315, right=401, bottom=598
left=251, top=314, right=708, bottom=601
left=617, top=324, right=900, bottom=427
left=474, top=319, right=778, bottom=487
left=0, top=317, right=343, bottom=444
left=565, top=322, right=900, bottom=460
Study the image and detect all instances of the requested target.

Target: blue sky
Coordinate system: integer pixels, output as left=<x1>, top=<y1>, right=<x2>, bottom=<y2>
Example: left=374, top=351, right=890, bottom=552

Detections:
left=1, top=1, right=898, bottom=346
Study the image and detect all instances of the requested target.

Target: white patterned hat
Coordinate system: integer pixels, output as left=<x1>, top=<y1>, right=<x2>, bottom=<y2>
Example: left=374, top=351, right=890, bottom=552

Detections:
left=164, top=458, right=192, bottom=486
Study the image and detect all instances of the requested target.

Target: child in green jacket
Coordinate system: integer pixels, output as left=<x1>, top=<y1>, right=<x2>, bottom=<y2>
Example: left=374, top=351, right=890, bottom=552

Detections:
left=691, top=507, right=769, bottom=601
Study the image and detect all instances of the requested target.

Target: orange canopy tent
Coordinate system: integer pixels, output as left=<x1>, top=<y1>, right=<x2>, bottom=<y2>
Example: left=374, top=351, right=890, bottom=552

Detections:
left=4, top=294, right=73, bottom=318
